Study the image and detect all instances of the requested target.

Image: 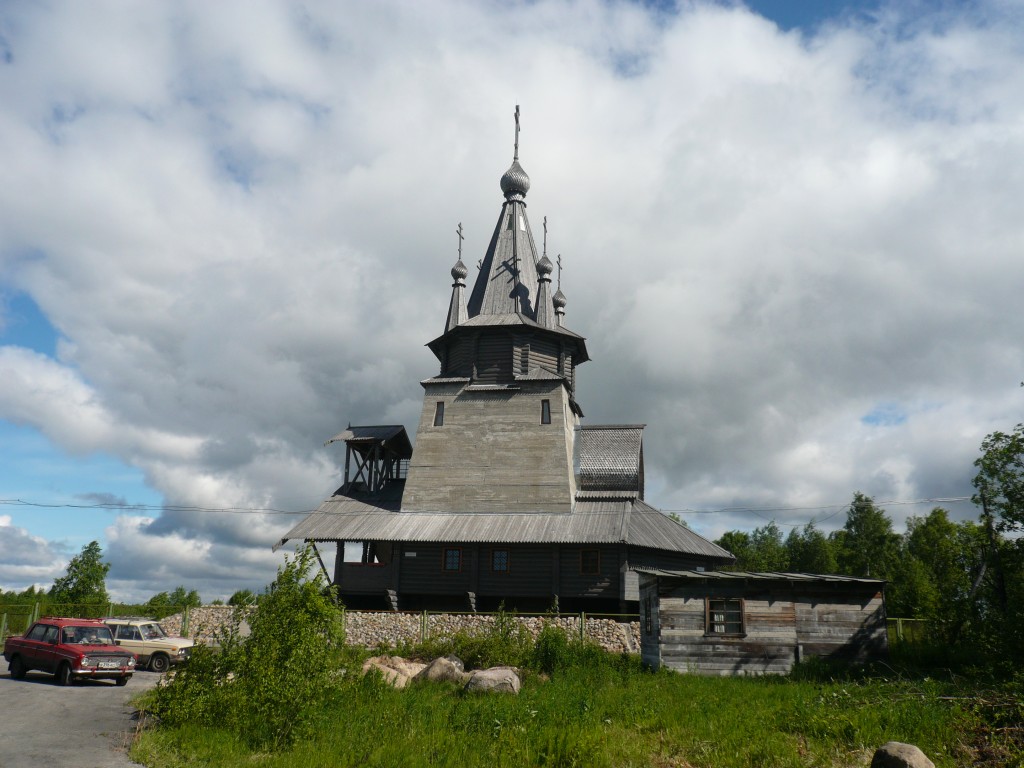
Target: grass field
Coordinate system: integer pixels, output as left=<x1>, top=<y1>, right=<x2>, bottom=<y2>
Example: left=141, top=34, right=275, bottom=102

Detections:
left=130, top=648, right=1020, bottom=768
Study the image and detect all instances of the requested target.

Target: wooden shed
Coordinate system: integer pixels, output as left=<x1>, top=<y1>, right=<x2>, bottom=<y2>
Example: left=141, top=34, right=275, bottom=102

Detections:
left=638, top=570, right=888, bottom=676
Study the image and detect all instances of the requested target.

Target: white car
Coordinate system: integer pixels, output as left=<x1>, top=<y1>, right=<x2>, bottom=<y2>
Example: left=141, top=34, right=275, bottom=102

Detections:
left=103, top=617, right=194, bottom=673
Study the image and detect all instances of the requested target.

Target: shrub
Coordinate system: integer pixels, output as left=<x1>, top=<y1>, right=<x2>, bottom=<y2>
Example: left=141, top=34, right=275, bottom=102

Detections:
left=147, top=545, right=345, bottom=750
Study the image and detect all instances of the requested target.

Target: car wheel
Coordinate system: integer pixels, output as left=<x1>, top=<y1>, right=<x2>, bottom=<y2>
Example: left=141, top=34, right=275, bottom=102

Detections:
left=56, top=662, right=72, bottom=686
left=115, top=675, right=130, bottom=687
left=9, top=656, right=26, bottom=680
left=148, top=653, right=169, bottom=674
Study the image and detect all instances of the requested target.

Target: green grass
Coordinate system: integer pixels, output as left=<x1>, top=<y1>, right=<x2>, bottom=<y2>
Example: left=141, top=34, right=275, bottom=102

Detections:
left=132, top=650, right=1007, bottom=768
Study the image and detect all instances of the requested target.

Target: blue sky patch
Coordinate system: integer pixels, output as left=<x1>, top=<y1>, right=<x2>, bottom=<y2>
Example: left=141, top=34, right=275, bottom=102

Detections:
left=0, top=420, right=164, bottom=548
left=0, top=292, right=61, bottom=357
left=861, top=403, right=908, bottom=427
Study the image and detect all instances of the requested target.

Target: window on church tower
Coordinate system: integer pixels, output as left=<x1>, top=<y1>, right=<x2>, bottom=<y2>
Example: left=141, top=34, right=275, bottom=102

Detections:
left=433, top=401, right=444, bottom=426
left=541, top=399, right=551, bottom=424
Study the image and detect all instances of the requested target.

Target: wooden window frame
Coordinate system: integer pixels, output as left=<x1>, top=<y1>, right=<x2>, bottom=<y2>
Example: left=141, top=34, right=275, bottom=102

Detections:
left=580, top=549, right=600, bottom=575
left=442, top=547, right=462, bottom=573
left=540, top=399, right=551, bottom=424
left=704, top=597, right=746, bottom=637
left=491, top=548, right=510, bottom=574
left=433, top=401, right=445, bottom=427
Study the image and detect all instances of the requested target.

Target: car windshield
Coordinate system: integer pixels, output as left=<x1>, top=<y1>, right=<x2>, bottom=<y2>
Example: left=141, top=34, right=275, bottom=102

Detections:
left=141, top=623, right=167, bottom=639
left=64, top=626, right=115, bottom=645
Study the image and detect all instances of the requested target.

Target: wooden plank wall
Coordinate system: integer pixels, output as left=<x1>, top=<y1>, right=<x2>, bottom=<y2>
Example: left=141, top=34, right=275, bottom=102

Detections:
left=648, top=579, right=887, bottom=676
left=402, top=381, right=577, bottom=513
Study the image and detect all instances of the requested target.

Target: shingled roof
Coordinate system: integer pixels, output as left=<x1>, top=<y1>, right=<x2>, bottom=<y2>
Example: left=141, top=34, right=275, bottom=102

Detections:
left=576, top=425, right=645, bottom=496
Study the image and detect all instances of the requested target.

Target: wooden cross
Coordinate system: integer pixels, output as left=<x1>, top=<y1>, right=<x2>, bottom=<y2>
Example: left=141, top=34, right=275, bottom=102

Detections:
left=514, top=104, right=520, bottom=160
left=542, top=216, right=548, bottom=258
left=456, top=222, right=464, bottom=260
left=557, top=253, right=563, bottom=290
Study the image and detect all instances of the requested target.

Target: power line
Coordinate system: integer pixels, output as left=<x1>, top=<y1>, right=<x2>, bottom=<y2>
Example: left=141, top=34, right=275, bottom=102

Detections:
left=0, top=499, right=313, bottom=516
left=0, top=494, right=975, bottom=526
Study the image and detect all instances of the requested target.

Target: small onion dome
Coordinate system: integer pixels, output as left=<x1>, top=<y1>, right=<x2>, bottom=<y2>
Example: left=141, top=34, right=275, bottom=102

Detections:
left=451, top=259, right=468, bottom=281
left=500, top=159, right=530, bottom=200
left=537, top=255, right=553, bottom=277
left=552, top=289, right=567, bottom=310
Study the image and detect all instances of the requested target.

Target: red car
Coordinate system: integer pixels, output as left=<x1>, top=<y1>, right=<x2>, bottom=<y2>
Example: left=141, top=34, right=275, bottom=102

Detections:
left=3, top=617, right=137, bottom=686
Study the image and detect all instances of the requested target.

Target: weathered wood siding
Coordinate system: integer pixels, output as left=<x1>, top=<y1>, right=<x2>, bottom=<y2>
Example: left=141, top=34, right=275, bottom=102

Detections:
left=624, top=549, right=709, bottom=601
left=643, top=575, right=888, bottom=676
left=793, top=590, right=888, bottom=660
left=402, top=380, right=578, bottom=513
left=639, top=579, right=661, bottom=669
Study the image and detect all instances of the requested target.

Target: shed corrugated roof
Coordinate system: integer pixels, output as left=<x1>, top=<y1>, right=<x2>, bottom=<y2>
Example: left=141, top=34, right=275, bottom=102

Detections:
left=635, top=569, right=884, bottom=585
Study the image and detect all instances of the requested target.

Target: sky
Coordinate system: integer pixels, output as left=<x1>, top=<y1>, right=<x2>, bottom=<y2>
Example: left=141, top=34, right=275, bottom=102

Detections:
left=2, top=0, right=1023, bottom=602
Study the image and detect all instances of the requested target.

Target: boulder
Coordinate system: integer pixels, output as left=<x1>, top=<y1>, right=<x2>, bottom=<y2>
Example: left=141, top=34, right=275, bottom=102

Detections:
left=463, top=666, right=521, bottom=694
left=414, top=656, right=471, bottom=685
left=870, top=742, right=935, bottom=768
left=361, top=655, right=427, bottom=689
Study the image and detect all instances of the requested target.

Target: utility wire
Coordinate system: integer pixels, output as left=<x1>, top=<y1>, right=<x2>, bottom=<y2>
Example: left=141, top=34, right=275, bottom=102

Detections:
left=1, top=495, right=975, bottom=527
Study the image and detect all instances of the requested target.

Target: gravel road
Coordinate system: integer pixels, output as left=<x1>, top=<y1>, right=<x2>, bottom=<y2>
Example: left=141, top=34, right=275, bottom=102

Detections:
left=0, top=667, right=162, bottom=768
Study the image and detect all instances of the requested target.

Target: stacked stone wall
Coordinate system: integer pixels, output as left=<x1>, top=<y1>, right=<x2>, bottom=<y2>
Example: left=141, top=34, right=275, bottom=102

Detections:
left=158, top=607, right=641, bottom=654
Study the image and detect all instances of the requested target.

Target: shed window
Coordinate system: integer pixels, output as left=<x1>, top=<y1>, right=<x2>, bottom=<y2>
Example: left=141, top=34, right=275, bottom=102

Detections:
left=540, top=399, right=551, bottom=424
left=580, top=549, right=600, bottom=575
left=706, top=598, right=744, bottom=636
left=491, top=549, right=509, bottom=573
left=433, top=401, right=445, bottom=426
left=443, top=547, right=462, bottom=572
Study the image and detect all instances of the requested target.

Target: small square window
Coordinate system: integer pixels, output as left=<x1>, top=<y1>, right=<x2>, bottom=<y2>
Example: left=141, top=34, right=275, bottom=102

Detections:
left=433, top=401, right=445, bottom=426
left=492, top=549, right=509, bottom=573
left=706, top=597, right=744, bottom=636
left=443, top=547, right=462, bottom=572
left=580, top=549, right=600, bottom=575
left=541, top=399, right=551, bottom=424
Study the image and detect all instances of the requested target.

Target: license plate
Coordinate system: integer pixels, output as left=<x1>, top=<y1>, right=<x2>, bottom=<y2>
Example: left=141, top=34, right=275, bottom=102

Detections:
left=98, top=660, right=120, bottom=669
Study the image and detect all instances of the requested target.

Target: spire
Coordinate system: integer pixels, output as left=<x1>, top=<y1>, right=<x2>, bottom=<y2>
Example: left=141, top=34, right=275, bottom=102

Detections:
left=445, top=223, right=469, bottom=333
left=552, top=253, right=566, bottom=326
left=535, top=217, right=555, bottom=328
left=468, top=106, right=540, bottom=318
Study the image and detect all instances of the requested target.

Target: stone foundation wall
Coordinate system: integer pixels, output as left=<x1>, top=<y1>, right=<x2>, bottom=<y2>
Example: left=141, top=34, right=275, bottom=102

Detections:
left=159, top=607, right=641, bottom=654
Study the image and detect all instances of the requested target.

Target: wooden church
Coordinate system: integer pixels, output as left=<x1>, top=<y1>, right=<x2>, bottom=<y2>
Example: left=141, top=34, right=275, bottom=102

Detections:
left=276, top=109, right=734, bottom=612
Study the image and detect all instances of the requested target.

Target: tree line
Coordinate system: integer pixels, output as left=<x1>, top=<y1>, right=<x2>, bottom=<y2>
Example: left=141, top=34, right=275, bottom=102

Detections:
left=0, top=541, right=256, bottom=613
left=714, top=424, right=1024, bottom=662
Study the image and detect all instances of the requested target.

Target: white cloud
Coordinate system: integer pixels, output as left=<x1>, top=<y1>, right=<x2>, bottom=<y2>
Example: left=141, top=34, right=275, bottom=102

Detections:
left=2, top=0, right=1023, bottom=597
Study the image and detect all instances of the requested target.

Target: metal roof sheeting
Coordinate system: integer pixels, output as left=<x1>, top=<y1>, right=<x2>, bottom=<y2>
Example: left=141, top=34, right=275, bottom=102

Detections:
left=635, top=569, right=884, bottom=585
left=276, top=494, right=734, bottom=561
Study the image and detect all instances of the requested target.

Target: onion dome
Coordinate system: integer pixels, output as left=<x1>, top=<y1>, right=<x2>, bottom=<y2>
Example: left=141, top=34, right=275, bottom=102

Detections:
left=500, top=159, right=530, bottom=201
left=537, top=255, right=553, bottom=276
left=552, top=289, right=567, bottom=310
left=451, top=259, right=468, bottom=281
